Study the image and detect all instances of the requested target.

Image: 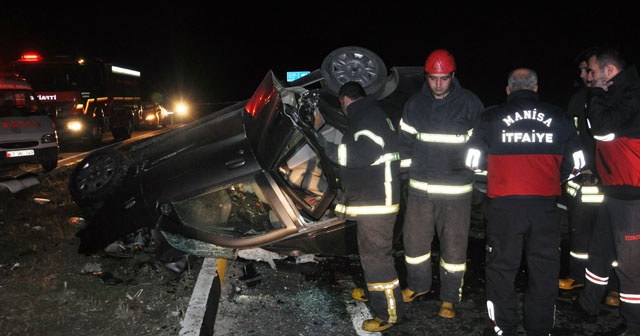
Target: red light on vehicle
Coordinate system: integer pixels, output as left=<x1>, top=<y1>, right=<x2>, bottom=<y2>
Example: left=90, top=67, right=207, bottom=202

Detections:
left=245, top=72, right=277, bottom=118
left=19, top=52, right=42, bottom=62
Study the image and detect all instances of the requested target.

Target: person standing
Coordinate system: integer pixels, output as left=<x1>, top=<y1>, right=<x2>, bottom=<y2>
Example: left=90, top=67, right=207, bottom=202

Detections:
left=465, top=68, right=585, bottom=335
left=318, top=81, right=404, bottom=332
left=561, top=47, right=621, bottom=321
left=560, top=47, right=601, bottom=291
left=398, top=49, right=484, bottom=319
left=583, top=46, right=640, bottom=336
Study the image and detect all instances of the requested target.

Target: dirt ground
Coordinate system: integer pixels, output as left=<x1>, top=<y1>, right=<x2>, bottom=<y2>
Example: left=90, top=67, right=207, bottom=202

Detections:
left=0, top=165, right=204, bottom=336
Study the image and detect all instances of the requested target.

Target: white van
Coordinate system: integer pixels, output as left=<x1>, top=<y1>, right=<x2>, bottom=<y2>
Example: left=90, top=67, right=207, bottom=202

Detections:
left=0, top=76, right=59, bottom=172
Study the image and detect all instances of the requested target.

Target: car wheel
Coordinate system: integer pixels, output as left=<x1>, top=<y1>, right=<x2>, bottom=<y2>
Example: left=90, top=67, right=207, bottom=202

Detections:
left=69, top=148, right=130, bottom=206
left=41, top=156, right=58, bottom=173
left=112, top=119, right=133, bottom=140
left=91, top=125, right=103, bottom=147
left=321, top=46, right=387, bottom=98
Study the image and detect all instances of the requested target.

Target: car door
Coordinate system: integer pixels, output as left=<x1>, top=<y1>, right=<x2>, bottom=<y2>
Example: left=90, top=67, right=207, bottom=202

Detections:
left=149, top=71, right=342, bottom=255
left=244, top=71, right=339, bottom=220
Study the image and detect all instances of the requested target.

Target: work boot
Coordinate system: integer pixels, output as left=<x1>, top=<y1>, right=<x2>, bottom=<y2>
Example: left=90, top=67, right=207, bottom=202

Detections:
left=439, top=301, right=455, bottom=318
left=559, top=277, right=584, bottom=290
left=351, top=288, right=368, bottom=302
left=402, top=288, right=427, bottom=302
left=362, top=317, right=394, bottom=332
left=605, top=291, right=620, bottom=307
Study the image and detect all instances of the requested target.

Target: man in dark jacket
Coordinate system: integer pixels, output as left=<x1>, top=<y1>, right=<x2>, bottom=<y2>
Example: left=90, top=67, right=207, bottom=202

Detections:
left=583, top=46, right=640, bottom=336
left=465, top=68, right=584, bottom=336
left=398, top=49, right=484, bottom=319
left=319, top=81, right=404, bottom=332
left=562, top=47, right=620, bottom=323
left=560, top=47, right=603, bottom=292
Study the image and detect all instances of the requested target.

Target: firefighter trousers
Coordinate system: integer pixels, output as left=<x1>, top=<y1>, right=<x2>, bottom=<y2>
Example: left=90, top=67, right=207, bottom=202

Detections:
left=485, top=198, right=560, bottom=336
left=402, top=194, right=470, bottom=304
left=565, top=194, right=599, bottom=284
left=597, top=197, right=640, bottom=334
left=578, top=202, right=619, bottom=315
left=357, top=214, right=405, bottom=324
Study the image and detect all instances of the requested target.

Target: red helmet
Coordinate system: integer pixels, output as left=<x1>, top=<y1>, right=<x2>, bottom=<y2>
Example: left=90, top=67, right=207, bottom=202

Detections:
left=424, top=49, right=456, bottom=74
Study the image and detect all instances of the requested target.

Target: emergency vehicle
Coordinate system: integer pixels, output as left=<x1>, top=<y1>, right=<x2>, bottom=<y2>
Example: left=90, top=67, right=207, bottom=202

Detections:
left=6, top=52, right=142, bottom=146
left=0, top=75, right=59, bottom=172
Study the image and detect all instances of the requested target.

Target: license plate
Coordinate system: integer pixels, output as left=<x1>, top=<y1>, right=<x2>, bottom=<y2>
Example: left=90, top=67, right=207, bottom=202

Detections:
left=6, top=149, right=35, bottom=158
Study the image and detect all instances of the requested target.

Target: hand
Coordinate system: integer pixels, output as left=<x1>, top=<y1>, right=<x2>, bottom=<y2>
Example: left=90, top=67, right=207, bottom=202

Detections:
left=465, top=148, right=481, bottom=172
left=593, top=78, right=613, bottom=92
left=578, top=174, right=598, bottom=186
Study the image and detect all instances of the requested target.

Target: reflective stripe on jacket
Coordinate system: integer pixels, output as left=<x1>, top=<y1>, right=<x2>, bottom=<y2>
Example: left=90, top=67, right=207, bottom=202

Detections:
left=329, top=96, right=401, bottom=219
left=398, top=78, right=484, bottom=199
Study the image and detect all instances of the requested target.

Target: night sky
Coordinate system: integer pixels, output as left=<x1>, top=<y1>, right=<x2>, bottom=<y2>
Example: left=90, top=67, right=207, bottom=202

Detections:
left=1, top=4, right=638, bottom=109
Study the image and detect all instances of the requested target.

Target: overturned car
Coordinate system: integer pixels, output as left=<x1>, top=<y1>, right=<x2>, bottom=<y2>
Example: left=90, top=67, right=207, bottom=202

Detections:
left=69, top=46, right=424, bottom=260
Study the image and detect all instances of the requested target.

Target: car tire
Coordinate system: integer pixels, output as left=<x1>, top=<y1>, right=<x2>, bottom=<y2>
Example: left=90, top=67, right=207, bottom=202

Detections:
left=112, top=118, right=133, bottom=140
left=41, top=156, right=58, bottom=173
left=321, top=46, right=387, bottom=98
left=69, top=148, right=130, bottom=206
left=91, top=124, right=103, bottom=147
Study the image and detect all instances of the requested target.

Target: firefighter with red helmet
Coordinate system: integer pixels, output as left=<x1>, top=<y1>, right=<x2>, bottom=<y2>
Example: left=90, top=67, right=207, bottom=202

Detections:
left=465, top=68, right=585, bottom=335
left=398, top=49, right=484, bottom=319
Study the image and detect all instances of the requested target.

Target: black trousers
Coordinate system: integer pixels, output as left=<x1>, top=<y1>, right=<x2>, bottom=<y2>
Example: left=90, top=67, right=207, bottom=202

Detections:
left=578, top=201, right=619, bottom=314
left=485, top=197, right=560, bottom=336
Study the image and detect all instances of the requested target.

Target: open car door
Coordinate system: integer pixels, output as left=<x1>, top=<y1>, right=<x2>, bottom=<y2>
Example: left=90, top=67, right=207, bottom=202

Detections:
left=245, top=71, right=340, bottom=220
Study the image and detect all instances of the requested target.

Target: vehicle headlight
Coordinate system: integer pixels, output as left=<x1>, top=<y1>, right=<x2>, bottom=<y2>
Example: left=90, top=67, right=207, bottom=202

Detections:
left=67, top=121, right=83, bottom=131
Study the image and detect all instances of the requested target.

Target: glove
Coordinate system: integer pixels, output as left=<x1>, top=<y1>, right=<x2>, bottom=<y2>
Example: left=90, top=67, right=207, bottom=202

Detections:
left=573, top=150, right=586, bottom=171
left=465, top=148, right=482, bottom=172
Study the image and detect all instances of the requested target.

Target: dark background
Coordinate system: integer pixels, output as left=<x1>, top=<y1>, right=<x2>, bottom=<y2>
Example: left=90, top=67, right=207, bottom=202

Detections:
left=1, top=4, right=638, bottom=108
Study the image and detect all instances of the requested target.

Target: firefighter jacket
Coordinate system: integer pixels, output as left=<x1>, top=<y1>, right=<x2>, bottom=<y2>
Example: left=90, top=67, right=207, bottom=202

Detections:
left=565, top=87, right=604, bottom=204
left=466, top=89, right=584, bottom=198
left=398, top=78, right=484, bottom=200
left=585, top=65, right=640, bottom=200
left=325, top=96, right=401, bottom=220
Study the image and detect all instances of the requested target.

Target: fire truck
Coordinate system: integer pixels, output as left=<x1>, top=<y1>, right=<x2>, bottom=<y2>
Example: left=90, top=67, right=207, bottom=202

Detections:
left=6, top=52, right=143, bottom=146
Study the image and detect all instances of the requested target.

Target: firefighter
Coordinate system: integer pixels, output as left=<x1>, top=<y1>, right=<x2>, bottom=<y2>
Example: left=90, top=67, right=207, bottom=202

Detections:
left=561, top=47, right=620, bottom=318
left=560, top=47, right=600, bottom=292
left=398, top=49, right=484, bottom=319
left=465, top=68, right=585, bottom=335
left=583, top=46, right=640, bottom=336
left=317, top=81, right=404, bottom=332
